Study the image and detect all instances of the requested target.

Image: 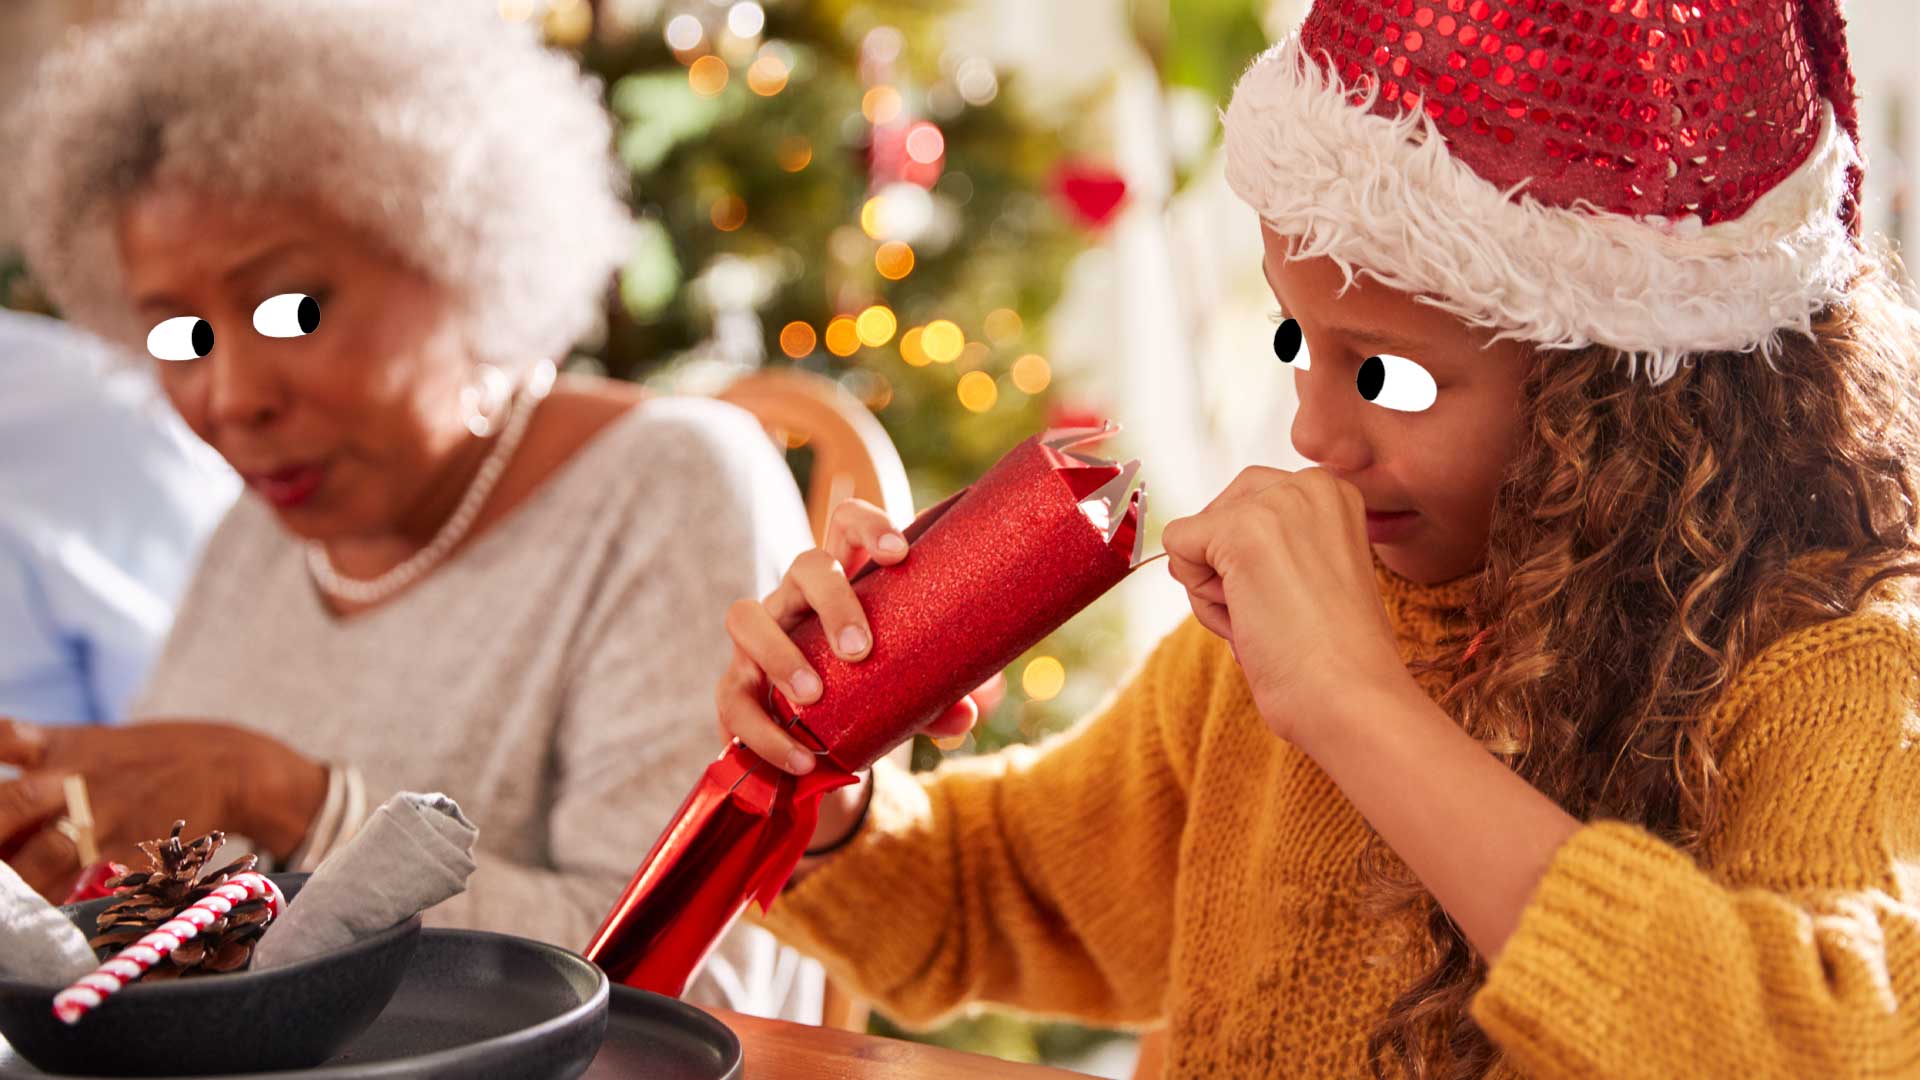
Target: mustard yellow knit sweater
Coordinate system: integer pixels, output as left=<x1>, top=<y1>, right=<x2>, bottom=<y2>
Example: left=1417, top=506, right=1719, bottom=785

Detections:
left=758, top=559, right=1920, bottom=1078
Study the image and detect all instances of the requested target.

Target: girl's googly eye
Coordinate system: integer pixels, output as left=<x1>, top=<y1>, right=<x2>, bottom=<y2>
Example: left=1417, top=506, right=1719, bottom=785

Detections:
left=1272, top=318, right=1310, bottom=371
left=253, top=292, right=321, bottom=338
left=1357, top=354, right=1437, bottom=412
left=147, top=315, right=214, bottom=362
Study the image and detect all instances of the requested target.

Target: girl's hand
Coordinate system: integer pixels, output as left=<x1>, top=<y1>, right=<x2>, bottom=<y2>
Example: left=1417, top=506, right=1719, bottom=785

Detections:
left=716, top=498, right=980, bottom=778
left=1160, top=466, right=1416, bottom=748
left=0, top=718, right=326, bottom=900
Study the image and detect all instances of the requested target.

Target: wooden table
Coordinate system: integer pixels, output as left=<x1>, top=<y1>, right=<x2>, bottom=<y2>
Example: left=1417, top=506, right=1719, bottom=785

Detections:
left=702, top=1009, right=1092, bottom=1079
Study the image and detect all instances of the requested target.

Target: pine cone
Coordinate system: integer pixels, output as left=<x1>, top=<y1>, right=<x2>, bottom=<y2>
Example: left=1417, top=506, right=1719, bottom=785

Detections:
left=87, top=821, right=273, bottom=978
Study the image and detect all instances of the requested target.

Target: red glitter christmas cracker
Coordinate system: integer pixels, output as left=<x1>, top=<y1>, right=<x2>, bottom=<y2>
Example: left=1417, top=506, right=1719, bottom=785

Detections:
left=585, top=425, right=1148, bottom=995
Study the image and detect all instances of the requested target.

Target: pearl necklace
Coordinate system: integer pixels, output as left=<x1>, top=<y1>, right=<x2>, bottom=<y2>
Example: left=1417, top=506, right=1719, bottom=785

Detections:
left=306, top=361, right=555, bottom=607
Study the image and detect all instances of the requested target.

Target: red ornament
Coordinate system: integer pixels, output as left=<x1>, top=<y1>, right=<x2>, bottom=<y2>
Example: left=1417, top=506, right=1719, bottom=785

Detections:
left=584, top=426, right=1148, bottom=996
left=1052, top=162, right=1129, bottom=230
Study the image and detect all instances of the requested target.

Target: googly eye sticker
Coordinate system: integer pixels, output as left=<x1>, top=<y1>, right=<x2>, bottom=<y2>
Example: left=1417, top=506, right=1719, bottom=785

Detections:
left=1357, top=354, right=1437, bottom=412
left=1272, top=317, right=1310, bottom=371
left=1270, top=316, right=1436, bottom=412
left=253, top=292, right=321, bottom=338
left=147, top=316, right=214, bottom=362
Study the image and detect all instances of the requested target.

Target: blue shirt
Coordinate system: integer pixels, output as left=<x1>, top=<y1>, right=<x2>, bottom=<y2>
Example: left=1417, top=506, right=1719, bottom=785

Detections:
left=0, top=310, right=238, bottom=724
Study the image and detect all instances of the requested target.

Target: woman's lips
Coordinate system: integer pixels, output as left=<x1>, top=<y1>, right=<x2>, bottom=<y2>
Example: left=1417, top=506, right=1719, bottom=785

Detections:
left=1364, top=509, right=1419, bottom=544
left=245, top=462, right=328, bottom=510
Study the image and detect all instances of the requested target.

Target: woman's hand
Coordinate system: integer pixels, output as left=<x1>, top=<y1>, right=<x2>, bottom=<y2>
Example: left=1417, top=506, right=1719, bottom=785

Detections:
left=1160, top=466, right=1417, bottom=749
left=0, top=718, right=327, bottom=899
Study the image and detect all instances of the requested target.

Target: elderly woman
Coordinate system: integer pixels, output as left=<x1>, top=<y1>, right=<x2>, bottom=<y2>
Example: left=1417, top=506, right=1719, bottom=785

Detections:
left=0, top=0, right=823, bottom=1018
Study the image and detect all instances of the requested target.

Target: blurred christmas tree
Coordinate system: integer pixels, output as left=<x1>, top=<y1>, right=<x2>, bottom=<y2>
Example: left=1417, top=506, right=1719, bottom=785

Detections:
left=554, top=0, right=1112, bottom=499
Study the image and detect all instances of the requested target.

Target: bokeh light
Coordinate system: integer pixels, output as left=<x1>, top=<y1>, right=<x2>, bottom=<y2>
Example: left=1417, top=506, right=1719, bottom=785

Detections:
left=726, top=1, right=765, bottom=38
left=867, top=183, right=934, bottom=241
left=1022, top=656, right=1066, bottom=701
left=921, top=320, right=965, bottom=364
left=956, top=58, right=998, bottom=105
left=856, top=305, right=898, bottom=347
left=957, top=370, right=998, bottom=412
left=499, top=0, right=535, bottom=21
left=899, top=327, right=931, bottom=367
left=905, top=123, right=946, bottom=164
left=859, top=197, right=884, bottom=239
left=984, top=307, right=1023, bottom=343
left=875, top=241, right=915, bottom=280
left=779, top=321, right=817, bottom=359
left=689, top=55, right=730, bottom=96
left=958, top=341, right=990, bottom=370
left=862, top=86, right=904, bottom=125
left=825, top=316, right=860, bottom=357
left=777, top=135, right=813, bottom=172
left=863, top=26, right=905, bottom=64
left=710, top=195, right=747, bottom=231
left=1012, top=353, right=1052, bottom=394
left=664, top=13, right=703, bottom=51
left=747, top=55, right=789, bottom=95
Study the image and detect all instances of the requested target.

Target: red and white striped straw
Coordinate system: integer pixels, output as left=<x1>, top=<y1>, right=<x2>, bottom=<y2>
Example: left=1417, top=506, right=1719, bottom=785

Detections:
left=52, top=871, right=285, bottom=1025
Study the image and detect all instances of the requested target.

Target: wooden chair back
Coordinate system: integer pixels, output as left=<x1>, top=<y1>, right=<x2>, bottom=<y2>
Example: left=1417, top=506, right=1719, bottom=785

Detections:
left=717, top=368, right=914, bottom=537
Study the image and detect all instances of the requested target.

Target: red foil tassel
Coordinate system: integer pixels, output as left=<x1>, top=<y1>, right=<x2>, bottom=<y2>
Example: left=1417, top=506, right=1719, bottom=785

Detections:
left=61, top=861, right=129, bottom=906
left=585, top=426, right=1147, bottom=995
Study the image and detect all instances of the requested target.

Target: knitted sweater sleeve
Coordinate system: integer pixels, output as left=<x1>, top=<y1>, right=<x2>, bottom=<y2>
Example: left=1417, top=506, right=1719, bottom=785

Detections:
left=752, top=617, right=1220, bottom=1029
left=1471, top=611, right=1920, bottom=1078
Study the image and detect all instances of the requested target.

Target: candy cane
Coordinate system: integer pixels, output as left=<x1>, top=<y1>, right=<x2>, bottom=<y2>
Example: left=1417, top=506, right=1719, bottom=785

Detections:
left=52, top=871, right=284, bottom=1025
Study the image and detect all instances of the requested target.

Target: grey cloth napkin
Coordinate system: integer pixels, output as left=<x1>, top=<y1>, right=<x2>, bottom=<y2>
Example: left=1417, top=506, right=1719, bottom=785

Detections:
left=0, top=859, right=96, bottom=983
left=253, top=792, right=477, bottom=971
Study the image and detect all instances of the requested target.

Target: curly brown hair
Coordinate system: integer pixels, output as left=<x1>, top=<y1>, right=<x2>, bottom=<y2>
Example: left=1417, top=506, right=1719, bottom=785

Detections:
left=1360, top=250, right=1920, bottom=1080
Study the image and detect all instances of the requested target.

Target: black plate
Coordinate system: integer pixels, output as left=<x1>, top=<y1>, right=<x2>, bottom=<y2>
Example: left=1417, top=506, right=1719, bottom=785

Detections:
left=580, top=986, right=741, bottom=1080
left=0, top=930, right=608, bottom=1079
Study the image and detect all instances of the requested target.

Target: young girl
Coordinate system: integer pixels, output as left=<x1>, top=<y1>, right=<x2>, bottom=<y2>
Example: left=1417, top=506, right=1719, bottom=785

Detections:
left=717, top=2, right=1920, bottom=1076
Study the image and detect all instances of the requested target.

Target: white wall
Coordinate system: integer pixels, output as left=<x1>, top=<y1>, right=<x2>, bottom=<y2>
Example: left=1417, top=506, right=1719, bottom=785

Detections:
left=1843, top=0, right=1920, bottom=259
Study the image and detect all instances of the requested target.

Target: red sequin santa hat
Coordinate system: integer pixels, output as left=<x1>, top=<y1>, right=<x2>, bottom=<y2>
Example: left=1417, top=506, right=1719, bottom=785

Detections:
left=1223, top=0, right=1863, bottom=382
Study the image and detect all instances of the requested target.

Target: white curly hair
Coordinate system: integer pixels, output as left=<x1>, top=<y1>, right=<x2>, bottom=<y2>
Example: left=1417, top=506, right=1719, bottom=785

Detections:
left=9, top=0, right=636, bottom=372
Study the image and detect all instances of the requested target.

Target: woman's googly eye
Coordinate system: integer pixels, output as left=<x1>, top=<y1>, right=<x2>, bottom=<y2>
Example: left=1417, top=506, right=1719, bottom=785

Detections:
left=253, top=292, right=321, bottom=338
left=1356, top=354, right=1437, bottom=412
left=146, top=315, right=214, bottom=362
left=1272, top=318, right=1310, bottom=371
